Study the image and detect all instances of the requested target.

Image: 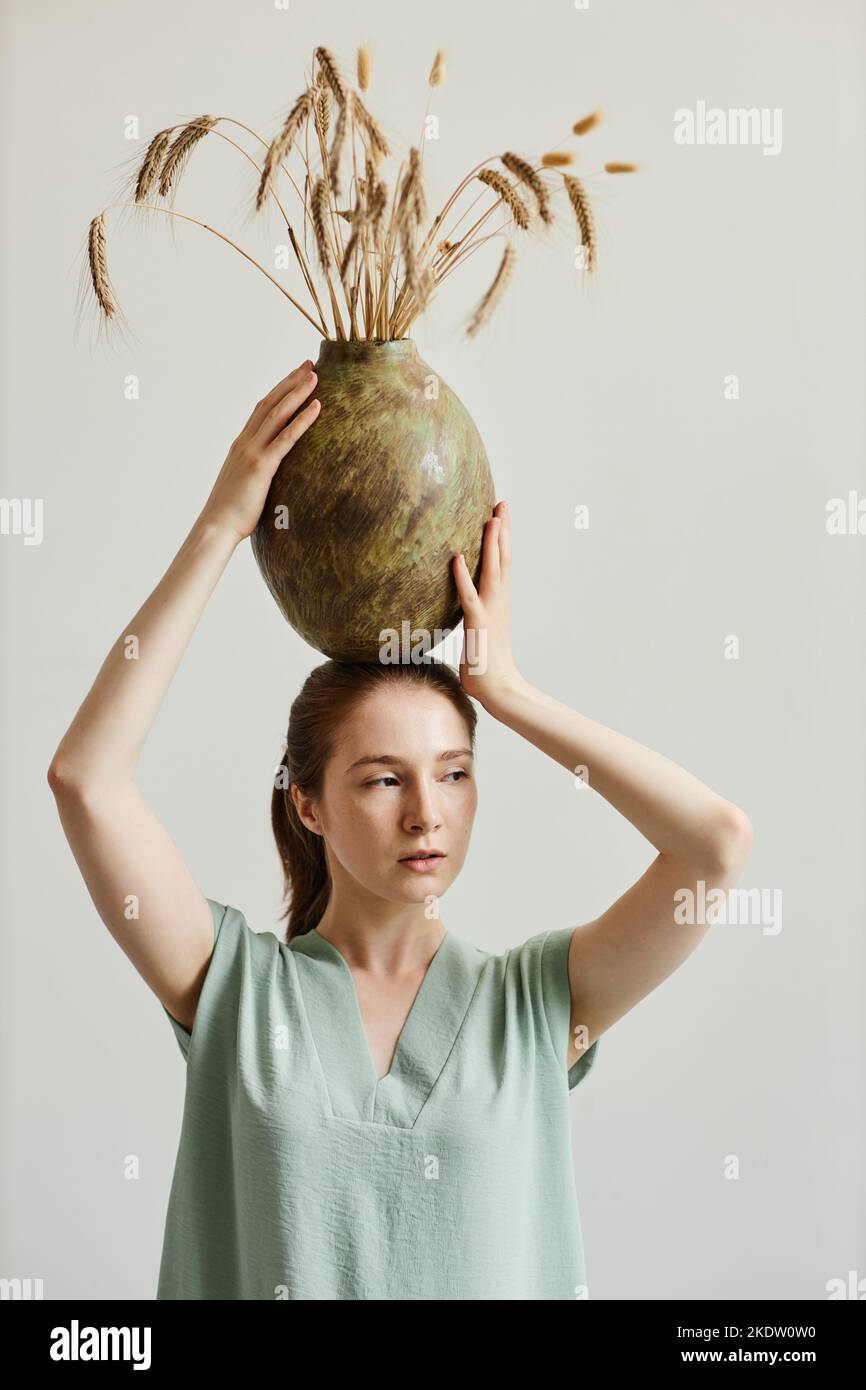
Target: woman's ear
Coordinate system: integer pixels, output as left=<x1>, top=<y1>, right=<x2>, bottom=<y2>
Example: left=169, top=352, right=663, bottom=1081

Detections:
left=290, top=781, right=323, bottom=836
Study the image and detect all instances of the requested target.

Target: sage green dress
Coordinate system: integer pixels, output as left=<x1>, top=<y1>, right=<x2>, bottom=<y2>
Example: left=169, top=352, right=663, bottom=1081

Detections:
left=158, top=898, right=599, bottom=1300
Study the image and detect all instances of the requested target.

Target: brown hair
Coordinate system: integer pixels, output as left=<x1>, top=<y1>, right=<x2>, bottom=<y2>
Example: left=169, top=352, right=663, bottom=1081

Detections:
left=272, top=658, right=478, bottom=942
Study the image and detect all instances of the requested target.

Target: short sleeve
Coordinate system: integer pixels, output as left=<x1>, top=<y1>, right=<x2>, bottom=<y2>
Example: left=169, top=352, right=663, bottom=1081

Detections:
left=162, top=898, right=230, bottom=1061
left=540, top=925, right=599, bottom=1092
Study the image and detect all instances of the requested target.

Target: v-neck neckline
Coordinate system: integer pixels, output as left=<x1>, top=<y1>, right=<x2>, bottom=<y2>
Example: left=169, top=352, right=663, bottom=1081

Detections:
left=288, top=925, right=482, bottom=1128
left=309, top=927, right=449, bottom=1088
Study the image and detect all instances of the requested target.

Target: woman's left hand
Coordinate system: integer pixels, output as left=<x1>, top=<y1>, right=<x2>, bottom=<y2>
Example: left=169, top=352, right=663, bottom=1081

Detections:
left=453, top=500, right=524, bottom=709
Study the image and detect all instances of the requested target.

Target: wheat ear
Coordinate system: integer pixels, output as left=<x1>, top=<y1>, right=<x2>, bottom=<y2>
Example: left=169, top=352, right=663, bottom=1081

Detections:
left=476, top=169, right=530, bottom=229
left=352, top=93, right=390, bottom=161
left=134, top=128, right=173, bottom=202
left=158, top=116, right=218, bottom=198
left=500, top=152, right=552, bottom=225
left=466, top=241, right=516, bottom=337
left=255, top=89, right=314, bottom=212
left=563, top=175, right=596, bottom=271
left=314, top=46, right=348, bottom=106
left=573, top=110, right=603, bottom=136
left=87, top=213, right=118, bottom=318
left=357, top=44, right=372, bottom=91
left=310, top=176, right=335, bottom=275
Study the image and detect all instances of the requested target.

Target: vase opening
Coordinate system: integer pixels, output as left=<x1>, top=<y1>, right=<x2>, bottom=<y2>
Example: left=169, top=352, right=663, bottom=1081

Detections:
left=315, top=337, right=419, bottom=365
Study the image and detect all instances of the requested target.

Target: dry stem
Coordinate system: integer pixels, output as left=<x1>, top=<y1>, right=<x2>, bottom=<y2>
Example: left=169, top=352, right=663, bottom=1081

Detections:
left=84, top=49, right=636, bottom=346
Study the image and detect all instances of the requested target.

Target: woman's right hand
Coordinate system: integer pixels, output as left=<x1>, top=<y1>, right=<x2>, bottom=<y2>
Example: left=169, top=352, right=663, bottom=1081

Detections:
left=199, top=359, right=321, bottom=544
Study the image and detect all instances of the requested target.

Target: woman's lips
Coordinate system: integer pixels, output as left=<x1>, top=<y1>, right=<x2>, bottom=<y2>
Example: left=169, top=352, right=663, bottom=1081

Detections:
left=398, top=855, right=445, bottom=873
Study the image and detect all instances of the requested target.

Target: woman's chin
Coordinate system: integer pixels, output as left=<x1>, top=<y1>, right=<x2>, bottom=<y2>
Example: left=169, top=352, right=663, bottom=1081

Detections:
left=387, top=864, right=453, bottom=903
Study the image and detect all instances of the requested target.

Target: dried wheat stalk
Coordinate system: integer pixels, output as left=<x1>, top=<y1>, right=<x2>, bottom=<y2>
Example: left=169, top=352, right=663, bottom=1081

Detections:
left=573, top=110, right=602, bottom=136
left=563, top=175, right=597, bottom=272
left=327, top=96, right=350, bottom=199
left=80, top=48, right=636, bottom=347
left=352, top=93, right=390, bottom=162
left=500, top=152, right=554, bottom=226
left=475, top=170, right=530, bottom=230
left=87, top=213, right=117, bottom=317
left=315, top=75, right=330, bottom=143
left=466, top=242, right=516, bottom=337
left=357, top=45, right=372, bottom=92
left=429, top=50, right=447, bottom=86
left=256, top=89, right=314, bottom=211
left=310, top=176, right=334, bottom=275
left=158, top=116, right=218, bottom=197
left=135, top=128, right=173, bottom=202
left=314, top=46, right=348, bottom=107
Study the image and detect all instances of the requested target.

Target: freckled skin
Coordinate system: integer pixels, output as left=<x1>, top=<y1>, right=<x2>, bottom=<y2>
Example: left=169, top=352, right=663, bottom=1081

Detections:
left=251, top=338, right=496, bottom=661
left=295, top=684, right=478, bottom=913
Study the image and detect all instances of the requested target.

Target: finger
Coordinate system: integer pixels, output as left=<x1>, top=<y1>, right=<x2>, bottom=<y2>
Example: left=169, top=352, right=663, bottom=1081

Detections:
left=268, top=396, right=321, bottom=457
left=255, top=370, right=319, bottom=448
left=453, top=552, right=479, bottom=611
left=248, top=359, right=314, bottom=434
left=479, top=514, right=501, bottom=590
left=498, top=500, right=512, bottom=571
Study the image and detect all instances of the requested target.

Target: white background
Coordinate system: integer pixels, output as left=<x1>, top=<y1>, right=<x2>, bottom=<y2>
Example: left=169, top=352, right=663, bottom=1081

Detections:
left=1, top=0, right=864, bottom=1299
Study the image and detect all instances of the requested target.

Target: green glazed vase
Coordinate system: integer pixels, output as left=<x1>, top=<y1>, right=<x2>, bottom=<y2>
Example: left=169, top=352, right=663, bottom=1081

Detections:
left=251, top=338, right=496, bottom=663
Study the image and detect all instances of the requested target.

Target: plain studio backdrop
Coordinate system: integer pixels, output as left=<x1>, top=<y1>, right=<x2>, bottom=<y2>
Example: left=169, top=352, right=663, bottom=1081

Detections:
left=1, top=0, right=864, bottom=1301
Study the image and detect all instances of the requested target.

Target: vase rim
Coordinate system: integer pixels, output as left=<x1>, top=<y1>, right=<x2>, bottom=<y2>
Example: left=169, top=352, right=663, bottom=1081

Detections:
left=316, top=336, right=418, bottom=358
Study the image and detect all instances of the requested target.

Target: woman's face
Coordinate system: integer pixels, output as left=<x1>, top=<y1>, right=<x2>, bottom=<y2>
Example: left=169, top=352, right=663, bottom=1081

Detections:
left=296, top=683, right=478, bottom=908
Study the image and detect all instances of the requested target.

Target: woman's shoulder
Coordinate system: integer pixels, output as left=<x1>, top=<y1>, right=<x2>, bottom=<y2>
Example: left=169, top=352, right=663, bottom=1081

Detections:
left=204, top=898, right=289, bottom=957
left=468, top=925, right=574, bottom=968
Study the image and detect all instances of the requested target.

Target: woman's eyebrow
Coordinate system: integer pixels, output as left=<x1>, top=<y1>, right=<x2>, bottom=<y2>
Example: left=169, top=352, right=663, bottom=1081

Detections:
left=345, top=749, right=474, bottom=772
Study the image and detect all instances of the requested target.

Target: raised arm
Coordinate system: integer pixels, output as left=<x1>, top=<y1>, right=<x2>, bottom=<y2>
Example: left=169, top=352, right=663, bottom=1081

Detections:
left=48, top=359, right=320, bottom=1031
left=453, top=500, right=753, bottom=1066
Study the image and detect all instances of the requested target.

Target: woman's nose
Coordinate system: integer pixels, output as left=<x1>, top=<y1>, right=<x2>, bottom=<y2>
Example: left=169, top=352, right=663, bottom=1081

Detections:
left=403, top=783, right=441, bottom=831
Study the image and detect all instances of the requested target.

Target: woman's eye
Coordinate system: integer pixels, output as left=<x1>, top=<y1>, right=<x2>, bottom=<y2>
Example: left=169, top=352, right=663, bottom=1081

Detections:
left=365, top=770, right=468, bottom=787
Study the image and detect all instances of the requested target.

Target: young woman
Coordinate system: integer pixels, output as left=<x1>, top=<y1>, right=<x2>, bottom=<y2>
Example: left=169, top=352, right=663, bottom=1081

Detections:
left=48, top=357, right=752, bottom=1301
